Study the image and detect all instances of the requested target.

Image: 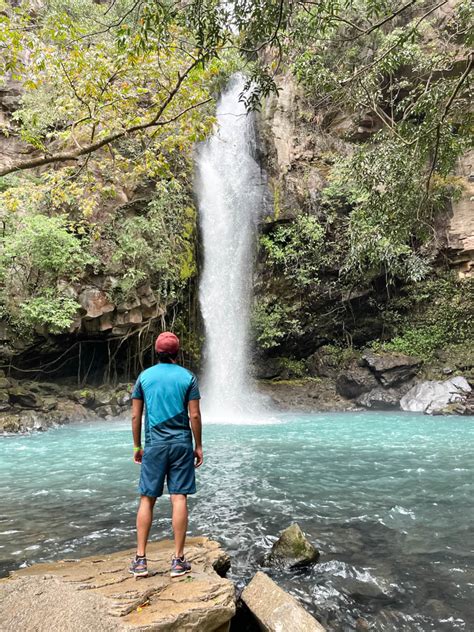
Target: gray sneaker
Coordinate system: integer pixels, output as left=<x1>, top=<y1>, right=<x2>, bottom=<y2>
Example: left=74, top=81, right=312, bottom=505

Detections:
left=170, top=556, right=191, bottom=577
left=129, top=555, right=148, bottom=577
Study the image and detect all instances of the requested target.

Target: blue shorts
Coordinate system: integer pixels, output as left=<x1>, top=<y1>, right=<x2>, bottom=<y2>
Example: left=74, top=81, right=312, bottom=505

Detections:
left=139, top=442, right=196, bottom=498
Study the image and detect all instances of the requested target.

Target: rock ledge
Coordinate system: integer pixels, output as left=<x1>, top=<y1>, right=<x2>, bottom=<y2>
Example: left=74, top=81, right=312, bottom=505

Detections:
left=0, top=537, right=235, bottom=632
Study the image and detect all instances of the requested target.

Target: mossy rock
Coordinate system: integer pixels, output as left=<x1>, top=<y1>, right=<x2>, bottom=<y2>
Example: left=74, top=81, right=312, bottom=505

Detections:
left=71, top=389, right=96, bottom=407
left=268, top=523, right=320, bottom=568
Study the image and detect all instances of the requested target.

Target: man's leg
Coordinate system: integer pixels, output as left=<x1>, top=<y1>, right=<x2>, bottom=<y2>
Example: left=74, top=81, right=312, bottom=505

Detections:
left=136, top=495, right=156, bottom=557
left=170, top=494, right=188, bottom=558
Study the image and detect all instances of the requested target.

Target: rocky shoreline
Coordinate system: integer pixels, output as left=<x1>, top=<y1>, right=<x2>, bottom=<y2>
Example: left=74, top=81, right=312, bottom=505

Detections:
left=1, top=350, right=473, bottom=435
left=1, top=530, right=325, bottom=632
left=0, top=374, right=133, bottom=434
left=259, top=349, right=474, bottom=416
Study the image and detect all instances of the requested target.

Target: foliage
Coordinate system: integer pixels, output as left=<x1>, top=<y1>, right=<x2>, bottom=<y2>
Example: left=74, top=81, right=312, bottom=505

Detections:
left=0, top=214, right=95, bottom=333
left=19, top=291, right=80, bottom=334
left=0, top=0, right=238, bottom=337
left=109, top=182, right=197, bottom=301
left=371, top=275, right=474, bottom=360
left=322, top=139, right=460, bottom=281
left=252, top=297, right=303, bottom=350
left=260, top=215, right=327, bottom=287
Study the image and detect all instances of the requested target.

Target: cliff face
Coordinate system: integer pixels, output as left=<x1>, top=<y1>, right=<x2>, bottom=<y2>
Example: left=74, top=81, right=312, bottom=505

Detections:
left=0, top=79, right=200, bottom=381
left=447, top=150, right=474, bottom=277
left=254, top=71, right=473, bottom=365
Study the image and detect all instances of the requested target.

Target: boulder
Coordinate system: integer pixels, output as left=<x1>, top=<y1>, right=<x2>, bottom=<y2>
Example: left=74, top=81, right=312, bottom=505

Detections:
left=241, top=571, right=325, bottom=631
left=95, top=404, right=122, bottom=418
left=94, top=390, right=118, bottom=408
left=336, top=365, right=378, bottom=399
left=362, top=352, right=421, bottom=387
left=268, top=523, right=319, bottom=568
left=1, top=538, right=235, bottom=632
left=400, top=376, right=472, bottom=415
left=41, top=396, right=58, bottom=411
left=71, top=389, right=96, bottom=407
left=8, top=386, right=43, bottom=409
left=116, top=390, right=132, bottom=407
left=19, top=411, right=45, bottom=431
left=357, top=387, right=401, bottom=410
left=307, top=347, right=341, bottom=378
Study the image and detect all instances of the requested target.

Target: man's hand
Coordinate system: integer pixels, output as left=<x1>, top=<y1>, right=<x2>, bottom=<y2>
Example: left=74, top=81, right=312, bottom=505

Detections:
left=194, top=446, right=203, bottom=468
left=133, top=448, right=144, bottom=464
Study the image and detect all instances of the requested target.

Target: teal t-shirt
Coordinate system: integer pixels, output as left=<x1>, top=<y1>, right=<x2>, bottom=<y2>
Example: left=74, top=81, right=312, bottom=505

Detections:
left=131, top=363, right=200, bottom=444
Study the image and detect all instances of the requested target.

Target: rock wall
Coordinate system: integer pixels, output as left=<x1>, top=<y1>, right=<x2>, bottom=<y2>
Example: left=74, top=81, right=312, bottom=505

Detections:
left=254, top=71, right=474, bottom=364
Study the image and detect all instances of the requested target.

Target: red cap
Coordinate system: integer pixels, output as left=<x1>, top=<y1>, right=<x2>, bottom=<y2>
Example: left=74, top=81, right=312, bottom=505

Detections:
left=155, top=332, right=180, bottom=354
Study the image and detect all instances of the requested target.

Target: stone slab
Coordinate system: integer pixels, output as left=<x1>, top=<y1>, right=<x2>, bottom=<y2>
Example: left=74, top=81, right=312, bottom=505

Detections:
left=0, top=537, right=235, bottom=632
left=241, top=571, right=325, bottom=631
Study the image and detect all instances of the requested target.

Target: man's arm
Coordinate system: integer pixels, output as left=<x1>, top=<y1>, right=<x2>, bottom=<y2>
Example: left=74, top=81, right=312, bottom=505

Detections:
left=132, top=398, right=144, bottom=463
left=189, top=399, right=203, bottom=468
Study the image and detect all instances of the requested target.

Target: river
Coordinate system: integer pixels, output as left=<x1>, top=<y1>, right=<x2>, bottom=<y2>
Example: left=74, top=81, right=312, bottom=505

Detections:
left=1, top=411, right=473, bottom=630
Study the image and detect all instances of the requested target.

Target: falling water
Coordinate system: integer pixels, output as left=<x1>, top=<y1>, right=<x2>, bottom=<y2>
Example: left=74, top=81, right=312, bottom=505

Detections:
left=196, top=75, right=264, bottom=420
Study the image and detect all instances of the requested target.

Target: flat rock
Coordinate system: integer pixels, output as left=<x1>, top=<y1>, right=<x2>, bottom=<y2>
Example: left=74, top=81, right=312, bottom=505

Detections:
left=241, top=571, right=325, bottom=631
left=268, top=522, right=319, bottom=568
left=0, top=537, right=235, bottom=632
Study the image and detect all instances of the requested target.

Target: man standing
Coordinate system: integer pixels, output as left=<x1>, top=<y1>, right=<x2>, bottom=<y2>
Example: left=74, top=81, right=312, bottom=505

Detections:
left=129, top=331, right=203, bottom=578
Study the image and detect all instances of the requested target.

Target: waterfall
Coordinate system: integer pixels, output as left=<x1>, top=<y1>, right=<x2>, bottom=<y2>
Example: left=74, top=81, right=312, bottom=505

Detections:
left=195, top=75, right=264, bottom=420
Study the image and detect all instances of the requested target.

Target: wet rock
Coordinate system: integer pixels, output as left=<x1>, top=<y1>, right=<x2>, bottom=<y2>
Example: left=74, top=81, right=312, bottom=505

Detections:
left=117, top=392, right=131, bottom=407
left=268, top=523, right=319, bottom=568
left=257, top=379, right=356, bottom=412
left=342, top=577, right=396, bottom=605
left=8, top=387, right=43, bottom=409
left=55, top=401, right=96, bottom=422
left=94, top=390, right=118, bottom=408
left=19, top=411, right=45, bottom=431
left=336, top=365, right=378, bottom=399
left=1, top=538, right=235, bottom=632
left=0, top=390, right=10, bottom=411
left=362, top=352, right=421, bottom=387
left=95, top=404, right=122, bottom=418
left=0, top=414, right=21, bottom=433
left=241, top=571, right=325, bottom=631
left=357, top=387, right=402, bottom=410
left=400, top=376, right=472, bottom=414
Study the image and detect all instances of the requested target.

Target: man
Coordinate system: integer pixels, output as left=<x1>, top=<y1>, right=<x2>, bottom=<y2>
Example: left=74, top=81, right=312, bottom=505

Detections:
left=129, top=331, right=203, bottom=578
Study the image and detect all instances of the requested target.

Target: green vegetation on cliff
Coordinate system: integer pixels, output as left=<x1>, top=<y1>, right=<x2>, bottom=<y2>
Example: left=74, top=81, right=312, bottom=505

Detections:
left=0, top=0, right=472, bottom=370
left=0, top=0, right=239, bottom=341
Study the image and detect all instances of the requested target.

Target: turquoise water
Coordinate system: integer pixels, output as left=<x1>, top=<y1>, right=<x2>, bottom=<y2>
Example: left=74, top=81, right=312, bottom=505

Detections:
left=1, top=412, right=473, bottom=630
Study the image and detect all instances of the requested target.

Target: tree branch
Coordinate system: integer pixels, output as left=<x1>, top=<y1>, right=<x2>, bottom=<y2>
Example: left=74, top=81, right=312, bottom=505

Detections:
left=0, top=58, right=206, bottom=177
